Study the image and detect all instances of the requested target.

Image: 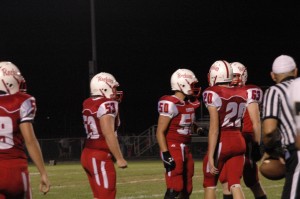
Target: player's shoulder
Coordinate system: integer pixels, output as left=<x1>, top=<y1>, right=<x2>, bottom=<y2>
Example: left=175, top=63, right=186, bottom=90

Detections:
left=159, top=95, right=182, bottom=104
left=205, top=85, right=240, bottom=95
left=203, top=86, right=237, bottom=100
left=83, top=96, right=117, bottom=106
left=0, top=92, right=35, bottom=112
left=203, top=86, right=219, bottom=92
left=13, top=92, right=35, bottom=102
left=244, top=84, right=262, bottom=90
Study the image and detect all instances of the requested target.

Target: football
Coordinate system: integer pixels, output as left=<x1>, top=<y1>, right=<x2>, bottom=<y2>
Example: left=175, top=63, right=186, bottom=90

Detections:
left=259, top=158, right=286, bottom=180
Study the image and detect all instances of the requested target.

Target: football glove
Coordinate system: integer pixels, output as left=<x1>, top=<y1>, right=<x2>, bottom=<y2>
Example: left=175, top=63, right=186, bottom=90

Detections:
left=161, top=151, right=176, bottom=172
left=251, top=142, right=263, bottom=162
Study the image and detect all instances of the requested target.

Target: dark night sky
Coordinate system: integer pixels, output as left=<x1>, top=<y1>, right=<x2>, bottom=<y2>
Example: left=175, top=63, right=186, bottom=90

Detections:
left=1, top=1, right=300, bottom=138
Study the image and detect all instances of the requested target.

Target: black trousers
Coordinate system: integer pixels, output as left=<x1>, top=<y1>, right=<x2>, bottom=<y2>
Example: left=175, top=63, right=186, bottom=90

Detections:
left=282, top=147, right=300, bottom=199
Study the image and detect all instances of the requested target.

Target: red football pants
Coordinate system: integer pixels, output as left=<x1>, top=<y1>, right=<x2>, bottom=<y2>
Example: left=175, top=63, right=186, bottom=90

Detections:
left=164, top=142, right=194, bottom=195
left=81, top=148, right=116, bottom=199
left=203, top=131, right=246, bottom=191
left=0, top=159, right=31, bottom=199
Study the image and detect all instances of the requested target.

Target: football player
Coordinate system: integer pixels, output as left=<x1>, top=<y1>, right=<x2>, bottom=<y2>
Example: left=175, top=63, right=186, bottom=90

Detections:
left=0, top=61, right=50, bottom=198
left=229, top=62, right=267, bottom=199
left=81, top=72, right=127, bottom=199
left=202, top=60, right=261, bottom=199
left=156, top=68, right=201, bottom=199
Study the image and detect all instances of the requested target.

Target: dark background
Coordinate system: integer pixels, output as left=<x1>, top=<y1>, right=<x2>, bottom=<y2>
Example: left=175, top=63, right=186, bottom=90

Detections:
left=1, top=1, right=300, bottom=138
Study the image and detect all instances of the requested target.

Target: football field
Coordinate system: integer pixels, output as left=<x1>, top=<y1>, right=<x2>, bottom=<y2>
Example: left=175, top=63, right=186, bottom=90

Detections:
left=29, top=159, right=284, bottom=199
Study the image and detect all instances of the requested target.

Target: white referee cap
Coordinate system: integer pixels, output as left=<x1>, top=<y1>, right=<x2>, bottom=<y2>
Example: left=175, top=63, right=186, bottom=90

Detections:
left=272, top=55, right=296, bottom=74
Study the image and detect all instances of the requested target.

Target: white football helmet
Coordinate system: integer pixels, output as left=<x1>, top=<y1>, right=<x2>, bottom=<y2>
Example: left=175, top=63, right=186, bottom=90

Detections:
left=231, top=62, right=248, bottom=85
left=171, top=68, right=201, bottom=97
left=0, top=61, right=24, bottom=94
left=90, top=72, right=123, bottom=101
left=208, top=60, right=233, bottom=86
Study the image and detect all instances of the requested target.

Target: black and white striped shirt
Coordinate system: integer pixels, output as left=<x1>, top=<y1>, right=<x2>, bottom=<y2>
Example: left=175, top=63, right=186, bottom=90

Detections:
left=262, top=77, right=297, bottom=146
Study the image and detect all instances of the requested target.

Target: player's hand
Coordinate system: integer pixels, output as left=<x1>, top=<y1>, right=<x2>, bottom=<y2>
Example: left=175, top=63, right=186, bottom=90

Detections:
left=39, top=174, right=50, bottom=195
left=208, top=157, right=219, bottom=175
left=161, top=151, right=176, bottom=172
left=117, top=158, right=128, bottom=169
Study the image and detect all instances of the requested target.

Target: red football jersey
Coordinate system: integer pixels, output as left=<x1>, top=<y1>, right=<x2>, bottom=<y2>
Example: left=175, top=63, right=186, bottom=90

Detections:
left=202, top=86, right=249, bottom=130
left=242, top=84, right=263, bottom=133
left=157, top=95, right=200, bottom=144
left=0, top=92, right=36, bottom=160
left=82, top=97, right=120, bottom=151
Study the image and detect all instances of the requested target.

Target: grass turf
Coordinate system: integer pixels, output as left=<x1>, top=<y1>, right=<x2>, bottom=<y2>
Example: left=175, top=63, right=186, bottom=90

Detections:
left=29, top=159, right=284, bottom=199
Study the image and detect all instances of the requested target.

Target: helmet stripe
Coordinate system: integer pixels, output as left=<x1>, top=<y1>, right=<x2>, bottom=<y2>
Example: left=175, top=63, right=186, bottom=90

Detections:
left=222, top=60, right=229, bottom=78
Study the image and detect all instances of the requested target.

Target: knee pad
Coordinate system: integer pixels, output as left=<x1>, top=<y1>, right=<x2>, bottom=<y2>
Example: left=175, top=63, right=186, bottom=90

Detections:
left=164, top=189, right=180, bottom=199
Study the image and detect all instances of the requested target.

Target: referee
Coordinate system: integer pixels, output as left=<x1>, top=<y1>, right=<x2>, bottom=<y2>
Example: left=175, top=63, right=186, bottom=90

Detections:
left=262, top=54, right=299, bottom=199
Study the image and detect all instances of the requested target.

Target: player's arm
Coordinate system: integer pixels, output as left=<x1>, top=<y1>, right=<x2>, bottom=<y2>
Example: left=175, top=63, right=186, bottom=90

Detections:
left=100, top=115, right=127, bottom=168
left=20, top=122, right=50, bottom=194
left=207, top=105, right=219, bottom=174
left=247, top=102, right=261, bottom=143
left=156, top=115, right=176, bottom=171
left=156, top=115, right=171, bottom=152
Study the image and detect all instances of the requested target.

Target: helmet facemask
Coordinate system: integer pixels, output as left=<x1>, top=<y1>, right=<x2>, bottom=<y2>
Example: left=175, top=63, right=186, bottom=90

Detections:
left=190, top=82, right=201, bottom=98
